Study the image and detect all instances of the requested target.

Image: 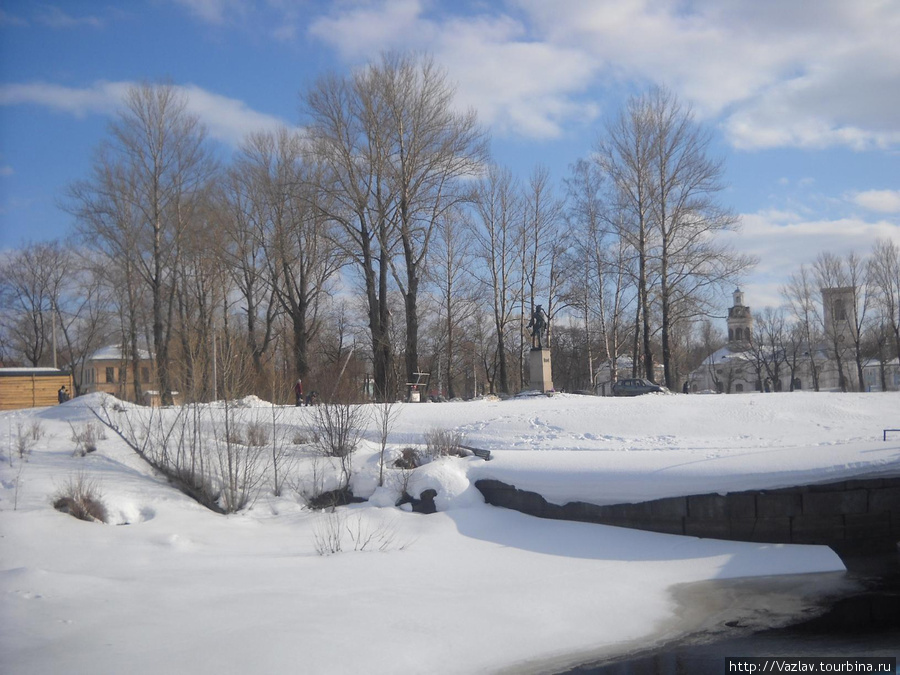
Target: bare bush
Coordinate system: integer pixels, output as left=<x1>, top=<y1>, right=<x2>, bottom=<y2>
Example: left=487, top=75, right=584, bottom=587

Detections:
left=28, top=420, right=45, bottom=442
left=372, top=401, right=400, bottom=487
left=313, top=511, right=344, bottom=555
left=423, top=427, right=466, bottom=460
left=212, top=402, right=269, bottom=513
left=292, top=430, right=311, bottom=445
left=93, top=402, right=223, bottom=514
left=69, top=422, right=102, bottom=456
left=15, top=421, right=35, bottom=458
left=313, top=510, right=408, bottom=556
left=245, top=420, right=269, bottom=447
left=312, top=402, right=366, bottom=458
left=53, top=473, right=108, bottom=523
left=311, top=402, right=367, bottom=491
left=393, top=447, right=422, bottom=470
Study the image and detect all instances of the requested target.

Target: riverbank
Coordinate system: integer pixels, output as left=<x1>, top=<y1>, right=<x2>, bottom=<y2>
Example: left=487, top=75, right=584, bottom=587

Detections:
left=562, top=551, right=900, bottom=674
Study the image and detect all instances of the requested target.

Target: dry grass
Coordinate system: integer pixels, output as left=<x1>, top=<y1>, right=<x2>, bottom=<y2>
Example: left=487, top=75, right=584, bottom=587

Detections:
left=52, top=473, right=108, bottom=523
left=423, top=427, right=466, bottom=460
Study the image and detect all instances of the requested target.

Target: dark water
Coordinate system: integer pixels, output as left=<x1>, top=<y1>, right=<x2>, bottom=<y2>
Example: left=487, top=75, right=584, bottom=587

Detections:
left=562, top=553, right=900, bottom=675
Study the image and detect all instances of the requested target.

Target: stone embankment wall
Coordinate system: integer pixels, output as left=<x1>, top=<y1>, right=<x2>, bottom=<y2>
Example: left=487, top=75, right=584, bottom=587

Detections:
left=475, top=477, right=900, bottom=556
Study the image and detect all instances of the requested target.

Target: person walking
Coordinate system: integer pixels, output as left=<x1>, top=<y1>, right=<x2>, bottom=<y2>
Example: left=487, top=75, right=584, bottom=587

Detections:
left=293, top=379, right=304, bottom=407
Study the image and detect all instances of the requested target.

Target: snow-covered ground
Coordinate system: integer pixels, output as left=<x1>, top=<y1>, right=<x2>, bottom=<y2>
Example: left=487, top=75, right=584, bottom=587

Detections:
left=1, top=391, right=898, bottom=674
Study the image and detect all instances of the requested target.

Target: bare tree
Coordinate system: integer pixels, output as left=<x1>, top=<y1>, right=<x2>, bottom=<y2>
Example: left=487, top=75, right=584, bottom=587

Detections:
left=645, top=87, right=755, bottom=389
left=564, top=158, right=634, bottom=388
left=236, top=128, right=342, bottom=384
left=596, top=94, right=657, bottom=381
left=219, top=159, right=280, bottom=387
left=372, top=400, right=401, bottom=487
left=0, top=241, right=69, bottom=366
left=430, top=207, right=474, bottom=399
left=304, top=53, right=487, bottom=400
left=595, top=87, right=754, bottom=387
left=750, top=307, right=789, bottom=391
left=469, top=165, right=523, bottom=394
left=68, top=83, right=216, bottom=404
left=814, top=252, right=855, bottom=391
left=782, top=264, right=823, bottom=391
left=869, top=238, right=900, bottom=365
left=374, top=53, right=488, bottom=387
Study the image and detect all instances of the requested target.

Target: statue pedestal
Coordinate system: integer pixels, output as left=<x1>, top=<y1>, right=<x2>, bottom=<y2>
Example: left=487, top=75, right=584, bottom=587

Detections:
left=528, top=348, right=554, bottom=393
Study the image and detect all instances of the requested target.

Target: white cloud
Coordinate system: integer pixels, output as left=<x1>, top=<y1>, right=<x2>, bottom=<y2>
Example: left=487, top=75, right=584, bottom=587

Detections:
left=170, top=0, right=244, bottom=25
left=0, top=9, right=28, bottom=26
left=728, top=210, right=900, bottom=308
left=516, top=0, right=900, bottom=151
left=308, top=0, right=426, bottom=59
left=849, top=190, right=900, bottom=214
left=0, top=81, right=288, bottom=147
left=178, top=85, right=287, bottom=146
left=308, top=1, right=600, bottom=139
left=304, top=0, right=900, bottom=149
left=0, top=81, right=126, bottom=117
left=34, top=6, right=104, bottom=29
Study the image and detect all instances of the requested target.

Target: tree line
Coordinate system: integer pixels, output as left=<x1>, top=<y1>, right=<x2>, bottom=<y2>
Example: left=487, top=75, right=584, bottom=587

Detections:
left=2, top=53, right=896, bottom=402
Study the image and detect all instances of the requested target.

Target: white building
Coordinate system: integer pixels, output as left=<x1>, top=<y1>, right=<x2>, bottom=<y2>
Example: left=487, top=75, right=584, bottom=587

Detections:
left=863, top=358, right=900, bottom=392
left=689, top=287, right=865, bottom=394
left=689, top=289, right=759, bottom=393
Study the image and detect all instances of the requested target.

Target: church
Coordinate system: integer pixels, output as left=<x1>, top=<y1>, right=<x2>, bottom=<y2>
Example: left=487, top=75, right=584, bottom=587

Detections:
left=687, top=287, right=864, bottom=394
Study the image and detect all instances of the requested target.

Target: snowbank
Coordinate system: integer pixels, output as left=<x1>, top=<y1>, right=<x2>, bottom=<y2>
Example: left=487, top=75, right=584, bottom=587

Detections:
left=2, top=391, right=895, bottom=674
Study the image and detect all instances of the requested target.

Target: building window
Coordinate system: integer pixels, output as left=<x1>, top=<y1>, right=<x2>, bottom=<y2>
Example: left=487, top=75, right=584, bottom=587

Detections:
left=793, top=378, right=802, bottom=390
left=735, top=383, right=744, bottom=392
left=141, top=367, right=150, bottom=384
left=833, top=300, right=846, bottom=321
left=105, top=367, right=115, bottom=383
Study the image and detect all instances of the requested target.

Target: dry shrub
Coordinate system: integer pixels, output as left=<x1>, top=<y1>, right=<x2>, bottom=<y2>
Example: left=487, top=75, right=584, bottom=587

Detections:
left=393, top=447, right=422, bottom=470
left=313, top=511, right=408, bottom=556
left=245, top=421, right=269, bottom=447
left=423, top=427, right=466, bottom=460
left=70, top=422, right=103, bottom=456
left=53, top=473, right=108, bottom=523
left=29, top=421, right=45, bottom=442
left=312, top=402, right=366, bottom=458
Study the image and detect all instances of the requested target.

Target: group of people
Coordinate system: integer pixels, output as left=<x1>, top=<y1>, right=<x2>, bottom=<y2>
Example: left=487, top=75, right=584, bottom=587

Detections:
left=293, top=379, right=318, bottom=407
left=57, top=386, right=70, bottom=404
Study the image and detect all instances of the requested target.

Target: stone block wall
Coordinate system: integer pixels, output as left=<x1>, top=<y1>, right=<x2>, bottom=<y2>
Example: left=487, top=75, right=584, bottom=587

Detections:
left=474, top=477, right=900, bottom=556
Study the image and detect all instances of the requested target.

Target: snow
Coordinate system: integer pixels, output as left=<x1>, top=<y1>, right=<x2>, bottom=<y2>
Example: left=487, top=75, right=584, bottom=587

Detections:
left=2, top=391, right=898, bottom=674
left=86, top=344, right=153, bottom=361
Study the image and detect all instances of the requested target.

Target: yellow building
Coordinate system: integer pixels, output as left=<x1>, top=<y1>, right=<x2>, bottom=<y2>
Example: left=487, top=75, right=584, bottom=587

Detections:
left=81, top=345, right=158, bottom=404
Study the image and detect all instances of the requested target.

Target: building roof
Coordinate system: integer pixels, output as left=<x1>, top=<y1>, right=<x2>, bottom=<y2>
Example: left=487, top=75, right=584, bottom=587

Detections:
left=862, top=357, right=900, bottom=368
left=87, top=345, right=153, bottom=362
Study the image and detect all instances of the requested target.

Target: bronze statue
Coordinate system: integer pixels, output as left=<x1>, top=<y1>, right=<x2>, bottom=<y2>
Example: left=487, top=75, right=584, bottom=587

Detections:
left=527, top=304, right=548, bottom=349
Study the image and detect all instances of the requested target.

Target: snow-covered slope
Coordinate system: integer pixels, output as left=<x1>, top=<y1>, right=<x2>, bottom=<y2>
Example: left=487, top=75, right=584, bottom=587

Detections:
left=2, top=391, right=896, bottom=674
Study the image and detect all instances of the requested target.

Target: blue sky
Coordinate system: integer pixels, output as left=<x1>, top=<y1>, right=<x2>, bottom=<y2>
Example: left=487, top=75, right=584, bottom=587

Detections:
left=1, top=0, right=899, bottom=310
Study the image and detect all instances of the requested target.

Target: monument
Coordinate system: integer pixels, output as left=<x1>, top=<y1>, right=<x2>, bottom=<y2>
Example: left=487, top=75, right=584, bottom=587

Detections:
left=526, top=304, right=553, bottom=393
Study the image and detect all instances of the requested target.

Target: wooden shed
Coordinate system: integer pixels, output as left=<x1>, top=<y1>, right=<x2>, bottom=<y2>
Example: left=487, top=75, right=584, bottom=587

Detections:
left=0, top=368, right=75, bottom=411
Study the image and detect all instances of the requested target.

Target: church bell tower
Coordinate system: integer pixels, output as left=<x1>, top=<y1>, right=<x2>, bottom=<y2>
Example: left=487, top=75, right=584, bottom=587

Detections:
left=727, top=288, right=752, bottom=348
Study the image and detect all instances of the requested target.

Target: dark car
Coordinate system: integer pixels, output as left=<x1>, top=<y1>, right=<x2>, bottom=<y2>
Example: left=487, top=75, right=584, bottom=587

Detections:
left=611, top=378, right=668, bottom=396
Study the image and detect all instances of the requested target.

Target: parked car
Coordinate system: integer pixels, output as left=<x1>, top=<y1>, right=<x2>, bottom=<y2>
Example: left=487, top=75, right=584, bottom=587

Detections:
left=611, top=378, right=668, bottom=396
